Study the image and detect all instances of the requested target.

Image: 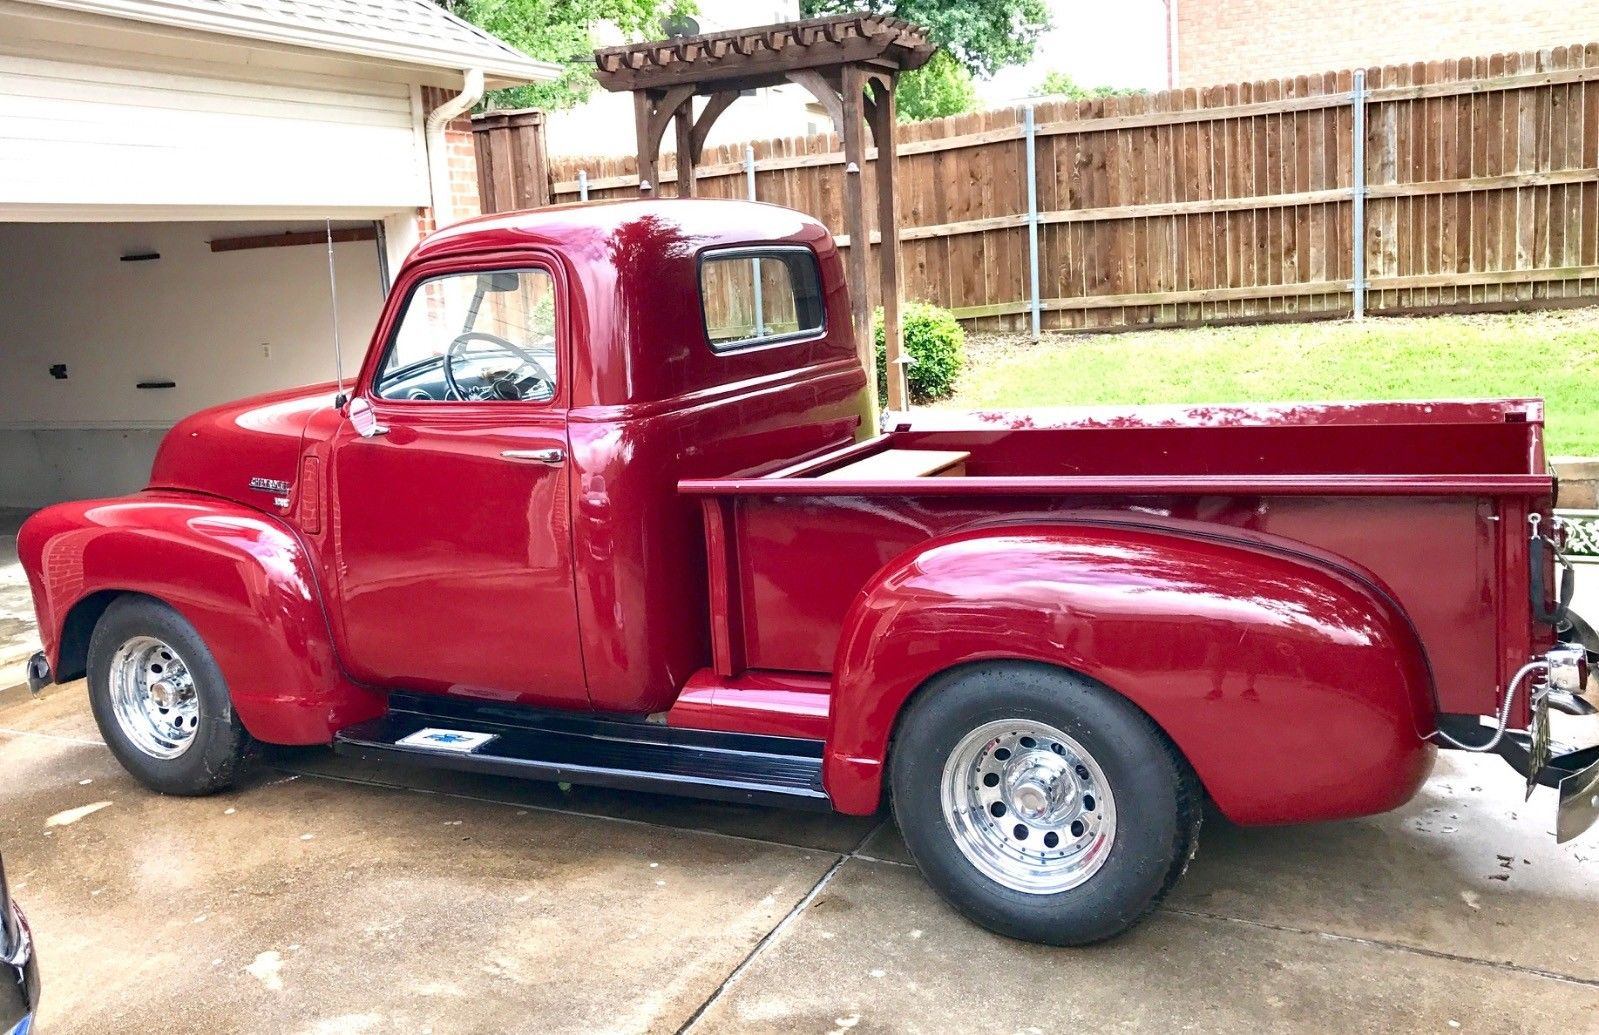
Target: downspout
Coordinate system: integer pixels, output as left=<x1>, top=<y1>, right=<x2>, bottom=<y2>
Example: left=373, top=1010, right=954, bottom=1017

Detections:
left=425, top=68, right=485, bottom=228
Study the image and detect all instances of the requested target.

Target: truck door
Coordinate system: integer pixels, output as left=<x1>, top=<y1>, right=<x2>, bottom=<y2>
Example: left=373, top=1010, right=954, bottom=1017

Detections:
left=328, top=260, right=588, bottom=709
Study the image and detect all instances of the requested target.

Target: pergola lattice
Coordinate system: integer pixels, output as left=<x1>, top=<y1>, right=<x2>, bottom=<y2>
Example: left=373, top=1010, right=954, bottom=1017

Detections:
left=594, top=15, right=936, bottom=421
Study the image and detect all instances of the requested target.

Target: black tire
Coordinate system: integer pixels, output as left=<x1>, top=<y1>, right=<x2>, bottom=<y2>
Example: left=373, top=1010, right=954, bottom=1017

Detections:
left=87, top=595, right=255, bottom=795
left=889, top=661, right=1202, bottom=946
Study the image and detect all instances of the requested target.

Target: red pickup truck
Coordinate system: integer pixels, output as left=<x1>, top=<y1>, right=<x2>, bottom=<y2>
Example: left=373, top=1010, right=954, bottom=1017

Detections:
left=18, top=199, right=1599, bottom=945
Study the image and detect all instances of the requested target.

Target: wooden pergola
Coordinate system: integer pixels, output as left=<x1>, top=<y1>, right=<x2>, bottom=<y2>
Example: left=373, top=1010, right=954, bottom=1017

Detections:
left=594, top=15, right=936, bottom=423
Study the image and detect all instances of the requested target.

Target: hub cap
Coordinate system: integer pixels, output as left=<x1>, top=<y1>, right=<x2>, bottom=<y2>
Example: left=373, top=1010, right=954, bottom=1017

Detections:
left=107, top=635, right=199, bottom=759
left=940, top=719, right=1117, bottom=894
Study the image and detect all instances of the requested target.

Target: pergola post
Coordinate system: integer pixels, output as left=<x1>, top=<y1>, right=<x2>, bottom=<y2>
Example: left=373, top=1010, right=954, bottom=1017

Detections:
left=594, top=15, right=934, bottom=436
left=868, top=74, right=907, bottom=412
left=632, top=93, right=657, bottom=193
left=838, top=65, right=874, bottom=418
left=674, top=97, right=696, bottom=197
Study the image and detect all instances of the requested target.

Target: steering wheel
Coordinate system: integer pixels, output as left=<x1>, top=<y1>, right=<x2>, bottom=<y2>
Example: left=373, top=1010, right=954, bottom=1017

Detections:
left=442, top=330, right=554, bottom=401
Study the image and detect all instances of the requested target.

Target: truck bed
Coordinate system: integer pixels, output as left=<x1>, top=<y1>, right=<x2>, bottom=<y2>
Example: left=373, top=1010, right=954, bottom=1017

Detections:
left=680, top=400, right=1554, bottom=719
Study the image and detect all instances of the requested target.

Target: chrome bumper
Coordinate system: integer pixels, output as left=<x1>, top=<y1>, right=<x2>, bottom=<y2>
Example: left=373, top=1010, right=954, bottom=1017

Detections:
left=1539, top=642, right=1599, bottom=842
left=1558, top=757, right=1599, bottom=843
left=23, top=653, right=49, bottom=696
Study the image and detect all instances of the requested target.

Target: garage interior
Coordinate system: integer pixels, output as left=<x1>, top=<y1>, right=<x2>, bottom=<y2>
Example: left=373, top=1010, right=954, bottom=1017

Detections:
left=0, top=0, right=561, bottom=510
left=0, top=219, right=385, bottom=508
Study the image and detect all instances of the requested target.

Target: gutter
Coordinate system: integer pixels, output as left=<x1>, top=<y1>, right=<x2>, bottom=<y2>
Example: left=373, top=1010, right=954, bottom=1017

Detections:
left=425, top=68, right=486, bottom=228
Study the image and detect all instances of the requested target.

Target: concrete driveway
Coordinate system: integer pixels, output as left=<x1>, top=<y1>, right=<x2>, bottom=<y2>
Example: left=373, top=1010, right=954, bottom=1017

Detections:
left=2, top=679, right=1597, bottom=1034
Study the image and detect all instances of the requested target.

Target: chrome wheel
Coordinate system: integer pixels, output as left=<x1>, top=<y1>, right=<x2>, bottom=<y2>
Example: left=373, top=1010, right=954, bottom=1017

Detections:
left=940, top=719, right=1117, bottom=894
left=107, top=635, right=200, bottom=759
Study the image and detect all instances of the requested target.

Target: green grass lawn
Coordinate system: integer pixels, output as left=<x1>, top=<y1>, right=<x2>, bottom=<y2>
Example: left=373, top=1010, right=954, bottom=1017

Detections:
left=941, top=309, right=1599, bottom=456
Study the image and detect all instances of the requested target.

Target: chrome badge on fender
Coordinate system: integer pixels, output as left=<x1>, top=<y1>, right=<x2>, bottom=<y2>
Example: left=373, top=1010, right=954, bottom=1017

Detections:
left=248, top=476, right=292, bottom=495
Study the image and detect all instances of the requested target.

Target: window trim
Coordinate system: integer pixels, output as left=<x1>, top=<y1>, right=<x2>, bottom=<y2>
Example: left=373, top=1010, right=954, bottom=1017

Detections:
left=369, top=262, right=563, bottom=406
left=696, top=244, right=826, bottom=354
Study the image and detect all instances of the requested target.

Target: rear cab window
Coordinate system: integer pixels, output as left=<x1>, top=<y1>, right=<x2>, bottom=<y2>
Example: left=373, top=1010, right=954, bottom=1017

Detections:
left=698, top=246, right=825, bottom=352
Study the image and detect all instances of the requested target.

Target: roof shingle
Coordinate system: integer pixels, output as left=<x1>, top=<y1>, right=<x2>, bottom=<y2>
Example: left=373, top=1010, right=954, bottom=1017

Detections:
left=23, top=0, right=558, bottom=85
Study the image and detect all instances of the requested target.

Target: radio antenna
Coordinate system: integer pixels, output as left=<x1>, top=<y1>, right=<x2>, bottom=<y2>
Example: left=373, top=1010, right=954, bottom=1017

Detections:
left=325, top=218, right=347, bottom=405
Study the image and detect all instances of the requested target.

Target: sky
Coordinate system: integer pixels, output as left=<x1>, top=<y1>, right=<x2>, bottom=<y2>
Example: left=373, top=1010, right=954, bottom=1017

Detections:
left=974, top=0, right=1171, bottom=104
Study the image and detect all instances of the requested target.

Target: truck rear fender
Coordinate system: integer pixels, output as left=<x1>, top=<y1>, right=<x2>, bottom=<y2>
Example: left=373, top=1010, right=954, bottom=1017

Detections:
left=17, top=494, right=382, bottom=744
left=825, top=523, right=1437, bottom=822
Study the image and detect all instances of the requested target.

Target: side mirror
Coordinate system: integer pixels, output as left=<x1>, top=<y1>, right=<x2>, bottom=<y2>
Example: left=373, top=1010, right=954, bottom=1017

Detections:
left=348, top=396, right=388, bottom=437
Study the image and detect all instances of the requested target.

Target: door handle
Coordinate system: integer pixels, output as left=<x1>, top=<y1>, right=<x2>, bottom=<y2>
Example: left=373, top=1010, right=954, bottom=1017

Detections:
left=501, top=448, right=565, bottom=465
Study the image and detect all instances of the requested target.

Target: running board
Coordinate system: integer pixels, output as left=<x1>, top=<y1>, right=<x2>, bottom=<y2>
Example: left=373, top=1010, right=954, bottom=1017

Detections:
left=333, top=693, right=833, bottom=811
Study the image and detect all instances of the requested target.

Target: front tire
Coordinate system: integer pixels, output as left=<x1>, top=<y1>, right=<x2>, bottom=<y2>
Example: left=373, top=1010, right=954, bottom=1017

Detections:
left=889, top=662, right=1201, bottom=945
left=87, top=596, right=254, bottom=795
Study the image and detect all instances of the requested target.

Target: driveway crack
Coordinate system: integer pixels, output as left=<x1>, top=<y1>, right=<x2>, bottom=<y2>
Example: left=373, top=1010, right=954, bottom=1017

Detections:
left=675, top=819, right=887, bottom=1034
left=1162, top=906, right=1599, bottom=989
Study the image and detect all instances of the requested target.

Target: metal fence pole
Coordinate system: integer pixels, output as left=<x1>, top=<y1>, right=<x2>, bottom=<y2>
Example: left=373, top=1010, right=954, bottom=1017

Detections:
left=746, top=144, right=765, bottom=335
left=578, top=169, right=589, bottom=202
left=1351, top=69, right=1367, bottom=320
left=1024, top=104, right=1042, bottom=341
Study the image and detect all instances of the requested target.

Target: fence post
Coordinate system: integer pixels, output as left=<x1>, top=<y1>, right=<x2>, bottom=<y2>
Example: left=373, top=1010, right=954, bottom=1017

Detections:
left=1350, top=69, right=1367, bottom=320
left=746, top=144, right=765, bottom=335
left=1024, top=103, right=1042, bottom=341
left=578, top=169, right=589, bottom=202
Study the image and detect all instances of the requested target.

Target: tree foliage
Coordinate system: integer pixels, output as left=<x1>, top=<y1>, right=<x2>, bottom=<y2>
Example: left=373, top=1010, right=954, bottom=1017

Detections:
left=798, top=0, right=1050, bottom=79
left=1035, top=71, right=1148, bottom=101
left=895, top=50, right=976, bottom=122
left=446, top=0, right=692, bottom=110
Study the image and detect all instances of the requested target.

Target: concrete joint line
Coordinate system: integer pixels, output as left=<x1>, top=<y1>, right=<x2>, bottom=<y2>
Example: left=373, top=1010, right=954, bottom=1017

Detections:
left=1163, top=907, right=1599, bottom=989
left=0, top=726, right=106, bottom=747
left=676, top=821, right=887, bottom=1034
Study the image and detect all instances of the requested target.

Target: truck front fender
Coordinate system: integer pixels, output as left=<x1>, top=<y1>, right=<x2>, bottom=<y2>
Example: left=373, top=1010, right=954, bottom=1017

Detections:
left=18, top=493, right=382, bottom=743
left=826, top=523, right=1437, bottom=822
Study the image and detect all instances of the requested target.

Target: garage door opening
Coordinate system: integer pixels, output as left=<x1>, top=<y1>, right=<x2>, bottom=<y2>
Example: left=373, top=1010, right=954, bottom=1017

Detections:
left=0, top=219, right=388, bottom=510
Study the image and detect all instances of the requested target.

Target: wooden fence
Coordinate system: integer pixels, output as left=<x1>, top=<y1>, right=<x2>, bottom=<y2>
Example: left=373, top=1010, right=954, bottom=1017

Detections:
left=474, top=109, right=551, bottom=213
left=490, top=42, right=1599, bottom=332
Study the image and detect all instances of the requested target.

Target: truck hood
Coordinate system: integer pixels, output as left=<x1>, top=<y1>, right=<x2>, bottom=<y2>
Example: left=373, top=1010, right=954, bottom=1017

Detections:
left=148, top=382, right=339, bottom=509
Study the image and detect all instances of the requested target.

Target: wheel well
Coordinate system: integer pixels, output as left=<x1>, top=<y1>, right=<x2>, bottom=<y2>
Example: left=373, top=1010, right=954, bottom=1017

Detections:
left=54, top=590, right=128, bottom=683
left=887, top=657, right=1205, bottom=797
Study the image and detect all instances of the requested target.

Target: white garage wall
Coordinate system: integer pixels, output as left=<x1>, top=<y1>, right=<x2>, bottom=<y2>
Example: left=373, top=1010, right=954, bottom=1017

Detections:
left=0, top=43, right=429, bottom=217
left=0, top=221, right=385, bottom=507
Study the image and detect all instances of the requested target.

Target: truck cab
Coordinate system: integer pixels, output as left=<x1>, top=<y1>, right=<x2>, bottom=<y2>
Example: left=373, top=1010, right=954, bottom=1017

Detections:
left=18, top=199, right=1598, bottom=946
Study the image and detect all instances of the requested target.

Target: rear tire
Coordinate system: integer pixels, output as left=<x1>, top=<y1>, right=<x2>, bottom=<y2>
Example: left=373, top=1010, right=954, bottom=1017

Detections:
left=889, top=662, right=1201, bottom=945
left=87, top=596, right=254, bottom=795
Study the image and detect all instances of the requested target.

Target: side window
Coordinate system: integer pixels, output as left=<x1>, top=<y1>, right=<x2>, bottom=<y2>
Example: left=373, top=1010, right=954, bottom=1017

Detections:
left=375, top=268, right=558, bottom=402
left=699, top=247, right=825, bottom=352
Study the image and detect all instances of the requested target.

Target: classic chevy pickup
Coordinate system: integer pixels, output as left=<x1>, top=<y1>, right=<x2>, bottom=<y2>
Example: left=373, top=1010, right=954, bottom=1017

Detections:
left=18, top=199, right=1599, bottom=945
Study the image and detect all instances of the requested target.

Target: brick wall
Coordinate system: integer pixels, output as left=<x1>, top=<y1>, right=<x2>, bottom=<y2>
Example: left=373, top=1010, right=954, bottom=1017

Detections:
left=1177, top=0, right=1599, bottom=86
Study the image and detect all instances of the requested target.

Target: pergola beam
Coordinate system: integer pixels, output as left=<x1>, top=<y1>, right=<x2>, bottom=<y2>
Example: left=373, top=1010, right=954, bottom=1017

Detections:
left=689, top=91, right=740, bottom=163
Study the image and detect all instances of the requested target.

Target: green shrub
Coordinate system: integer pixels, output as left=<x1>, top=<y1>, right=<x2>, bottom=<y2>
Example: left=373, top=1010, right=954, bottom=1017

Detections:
left=874, top=302, right=966, bottom=405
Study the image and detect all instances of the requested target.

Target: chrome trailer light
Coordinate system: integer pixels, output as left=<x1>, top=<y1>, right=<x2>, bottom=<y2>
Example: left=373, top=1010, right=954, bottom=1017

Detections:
left=1547, top=642, right=1587, bottom=694
left=1545, top=642, right=1591, bottom=713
